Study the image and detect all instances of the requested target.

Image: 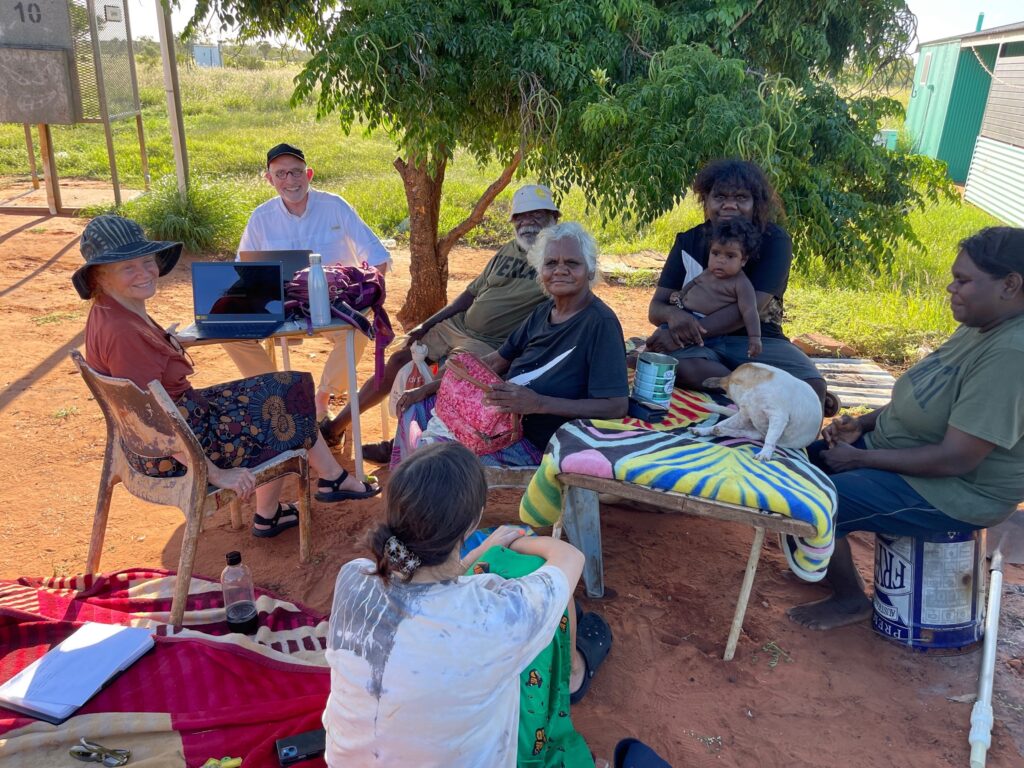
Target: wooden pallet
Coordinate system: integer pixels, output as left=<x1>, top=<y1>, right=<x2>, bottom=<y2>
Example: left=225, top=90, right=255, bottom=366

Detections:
left=813, top=358, right=896, bottom=409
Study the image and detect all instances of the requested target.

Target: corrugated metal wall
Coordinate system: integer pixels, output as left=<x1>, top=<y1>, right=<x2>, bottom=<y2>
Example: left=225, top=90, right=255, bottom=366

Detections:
left=905, top=41, right=961, bottom=158
left=979, top=55, right=1024, bottom=148
left=965, top=136, right=1024, bottom=226
left=936, top=46, right=997, bottom=183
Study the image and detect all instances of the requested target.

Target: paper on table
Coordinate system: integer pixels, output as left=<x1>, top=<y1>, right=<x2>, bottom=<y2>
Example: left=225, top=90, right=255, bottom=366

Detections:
left=0, top=623, right=153, bottom=715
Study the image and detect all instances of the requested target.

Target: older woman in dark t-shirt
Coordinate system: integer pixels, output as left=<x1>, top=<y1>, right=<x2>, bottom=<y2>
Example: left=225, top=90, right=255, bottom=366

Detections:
left=646, top=159, right=834, bottom=413
left=394, top=222, right=629, bottom=465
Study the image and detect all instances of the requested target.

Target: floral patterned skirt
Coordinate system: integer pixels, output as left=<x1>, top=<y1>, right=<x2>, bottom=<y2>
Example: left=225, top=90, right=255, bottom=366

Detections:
left=127, top=371, right=318, bottom=478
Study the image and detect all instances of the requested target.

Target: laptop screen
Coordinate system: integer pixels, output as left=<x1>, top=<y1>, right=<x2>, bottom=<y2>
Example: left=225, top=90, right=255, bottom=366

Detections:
left=192, top=262, right=286, bottom=322
left=237, top=249, right=312, bottom=282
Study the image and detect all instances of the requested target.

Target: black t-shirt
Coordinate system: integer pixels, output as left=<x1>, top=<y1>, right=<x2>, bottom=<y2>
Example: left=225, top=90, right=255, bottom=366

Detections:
left=657, top=221, right=792, bottom=340
left=498, top=296, right=629, bottom=449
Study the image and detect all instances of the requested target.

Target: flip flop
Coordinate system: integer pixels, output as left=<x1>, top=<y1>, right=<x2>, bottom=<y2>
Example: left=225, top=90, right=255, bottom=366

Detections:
left=252, top=502, right=299, bottom=538
left=570, top=611, right=612, bottom=704
left=316, top=468, right=381, bottom=502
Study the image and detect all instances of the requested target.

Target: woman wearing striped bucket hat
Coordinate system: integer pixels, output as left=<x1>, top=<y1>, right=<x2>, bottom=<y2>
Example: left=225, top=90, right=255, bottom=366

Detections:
left=75, top=215, right=379, bottom=538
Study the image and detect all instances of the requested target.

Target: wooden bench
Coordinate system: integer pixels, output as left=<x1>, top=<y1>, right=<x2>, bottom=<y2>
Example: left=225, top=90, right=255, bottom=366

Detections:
left=557, top=472, right=818, bottom=661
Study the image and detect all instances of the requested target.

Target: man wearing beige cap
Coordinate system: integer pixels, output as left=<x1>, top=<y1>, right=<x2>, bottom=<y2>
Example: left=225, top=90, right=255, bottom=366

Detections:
left=321, top=184, right=560, bottom=453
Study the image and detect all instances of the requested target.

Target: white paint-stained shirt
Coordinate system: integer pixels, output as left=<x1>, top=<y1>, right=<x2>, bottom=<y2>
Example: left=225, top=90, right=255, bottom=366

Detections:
left=322, top=558, right=570, bottom=767
left=238, top=188, right=392, bottom=270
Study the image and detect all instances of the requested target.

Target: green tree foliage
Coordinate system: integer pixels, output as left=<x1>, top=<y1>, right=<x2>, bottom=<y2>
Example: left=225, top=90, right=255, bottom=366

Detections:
left=182, top=0, right=954, bottom=324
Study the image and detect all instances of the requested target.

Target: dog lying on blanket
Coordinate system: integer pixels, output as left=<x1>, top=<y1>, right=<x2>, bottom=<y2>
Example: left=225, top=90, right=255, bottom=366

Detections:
left=690, top=362, right=822, bottom=461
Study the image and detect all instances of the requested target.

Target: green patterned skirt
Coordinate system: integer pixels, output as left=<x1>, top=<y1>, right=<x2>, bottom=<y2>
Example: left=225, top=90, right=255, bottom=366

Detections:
left=468, top=547, right=594, bottom=768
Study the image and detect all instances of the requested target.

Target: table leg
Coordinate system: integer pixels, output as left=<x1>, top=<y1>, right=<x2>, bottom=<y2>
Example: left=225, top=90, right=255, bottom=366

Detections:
left=264, top=338, right=277, bottom=369
left=724, top=526, right=766, bottom=661
left=279, top=337, right=291, bottom=370
left=562, top=485, right=604, bottom=598
left=346, top=330, right=364, bottom=481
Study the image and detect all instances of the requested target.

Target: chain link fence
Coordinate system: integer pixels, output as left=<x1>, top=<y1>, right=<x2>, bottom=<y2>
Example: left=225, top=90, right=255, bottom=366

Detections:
left=70, top=0, right=138, bottom=122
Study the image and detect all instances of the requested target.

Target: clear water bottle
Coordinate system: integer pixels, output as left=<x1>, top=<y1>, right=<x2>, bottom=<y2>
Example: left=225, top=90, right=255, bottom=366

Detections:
left=221, top=551, right=258, bottom=635
left=307, top=253, right=332, bottom=328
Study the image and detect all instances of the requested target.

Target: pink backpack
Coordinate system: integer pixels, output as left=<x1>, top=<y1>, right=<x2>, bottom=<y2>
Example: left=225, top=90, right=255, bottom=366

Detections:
left=435, top=353, right=522, bottom=456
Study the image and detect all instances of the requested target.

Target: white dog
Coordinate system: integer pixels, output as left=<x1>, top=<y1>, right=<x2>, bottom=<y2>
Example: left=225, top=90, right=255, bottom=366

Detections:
left=689, top=362, right=823, bottom=461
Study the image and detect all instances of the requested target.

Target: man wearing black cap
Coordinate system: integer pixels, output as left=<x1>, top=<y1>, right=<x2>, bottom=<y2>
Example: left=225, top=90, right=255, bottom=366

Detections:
left=225, top=143, right=392, bottom=418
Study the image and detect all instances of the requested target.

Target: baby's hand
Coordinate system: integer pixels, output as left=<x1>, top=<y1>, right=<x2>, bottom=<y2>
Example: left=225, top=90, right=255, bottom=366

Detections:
left=668, top=291, right=684, bottom=309
left=748, top=337, right=762, bottom=357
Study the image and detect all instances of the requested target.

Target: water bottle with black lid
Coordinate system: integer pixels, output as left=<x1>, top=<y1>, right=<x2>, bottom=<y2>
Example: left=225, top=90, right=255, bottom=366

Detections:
left=221, top=551, right=258, bottom=635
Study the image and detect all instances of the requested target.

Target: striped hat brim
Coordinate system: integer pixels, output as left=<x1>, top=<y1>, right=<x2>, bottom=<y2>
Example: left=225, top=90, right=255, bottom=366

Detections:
left=71, top=240, right=182, bottom=299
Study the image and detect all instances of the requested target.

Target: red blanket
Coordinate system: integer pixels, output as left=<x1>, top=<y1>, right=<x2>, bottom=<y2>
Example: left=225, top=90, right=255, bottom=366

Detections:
left=0, top=569, right=331, bottom=767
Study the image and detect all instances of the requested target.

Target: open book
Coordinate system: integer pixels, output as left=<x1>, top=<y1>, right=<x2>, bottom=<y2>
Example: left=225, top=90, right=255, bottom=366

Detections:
left=0, top=623, right=154, bottom=724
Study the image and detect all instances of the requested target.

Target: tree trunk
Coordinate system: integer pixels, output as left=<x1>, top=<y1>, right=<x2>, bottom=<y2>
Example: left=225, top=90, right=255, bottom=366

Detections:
left=394, top=155, right=447, bottom=329
left=394, top=149, right=522, bottom=328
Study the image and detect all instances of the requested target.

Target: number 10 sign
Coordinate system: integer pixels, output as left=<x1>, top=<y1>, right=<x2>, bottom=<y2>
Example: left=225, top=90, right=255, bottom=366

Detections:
left=0, top=0, right=74, bottom=48
left=0, top=0, right=77, bottom=124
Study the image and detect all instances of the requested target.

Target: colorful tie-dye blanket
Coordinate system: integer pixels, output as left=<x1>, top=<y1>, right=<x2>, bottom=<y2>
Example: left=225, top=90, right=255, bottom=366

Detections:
left=0, top=568, right=330, bottom=768
left=519, top=389, right=837, bottom=581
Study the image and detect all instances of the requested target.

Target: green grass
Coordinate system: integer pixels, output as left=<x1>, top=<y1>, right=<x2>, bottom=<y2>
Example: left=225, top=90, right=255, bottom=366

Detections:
left=0, top=65, right=1004, bottom=363
left=33, top=311, right=81, bottom=326
left=785, top=200, right=999, bottom=364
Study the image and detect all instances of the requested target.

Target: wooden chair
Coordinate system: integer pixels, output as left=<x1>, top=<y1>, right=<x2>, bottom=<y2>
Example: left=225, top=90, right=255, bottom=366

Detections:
left=71, top=350, right=311, bottom=629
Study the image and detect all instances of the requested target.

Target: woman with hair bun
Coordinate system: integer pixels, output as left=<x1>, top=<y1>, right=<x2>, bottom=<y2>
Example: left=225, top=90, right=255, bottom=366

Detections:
left=322, top=442, right=610, bottom=767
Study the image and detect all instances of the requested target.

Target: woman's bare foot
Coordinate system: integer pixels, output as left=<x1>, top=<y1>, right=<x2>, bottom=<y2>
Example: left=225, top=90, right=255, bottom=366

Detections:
left=787, top=595, right=873, bottom=630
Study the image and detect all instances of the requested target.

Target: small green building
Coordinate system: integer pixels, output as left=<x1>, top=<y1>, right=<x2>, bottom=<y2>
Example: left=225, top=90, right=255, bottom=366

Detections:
left=905, top=21, right=1024, bottom=186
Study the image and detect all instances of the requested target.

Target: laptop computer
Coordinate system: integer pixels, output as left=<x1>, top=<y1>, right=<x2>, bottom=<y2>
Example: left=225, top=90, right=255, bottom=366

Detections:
left=238, top=249, right=312, bottom=283
left=191, top=262, right=287, bottom=340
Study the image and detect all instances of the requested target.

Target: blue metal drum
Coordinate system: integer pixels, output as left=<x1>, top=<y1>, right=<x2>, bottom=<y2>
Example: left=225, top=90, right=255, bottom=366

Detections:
left=872, top=529, right=987, bottom=651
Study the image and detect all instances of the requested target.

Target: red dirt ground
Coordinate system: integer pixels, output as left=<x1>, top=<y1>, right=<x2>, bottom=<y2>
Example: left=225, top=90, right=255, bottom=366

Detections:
left=1, top=210, right=1022, bottom=767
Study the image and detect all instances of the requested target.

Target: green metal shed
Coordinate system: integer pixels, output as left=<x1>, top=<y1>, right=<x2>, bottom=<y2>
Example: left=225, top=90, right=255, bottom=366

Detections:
left=905, top=21, right=1024, bottom=184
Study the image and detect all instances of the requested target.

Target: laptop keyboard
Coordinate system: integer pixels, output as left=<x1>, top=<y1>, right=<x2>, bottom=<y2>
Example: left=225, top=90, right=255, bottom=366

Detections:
left=198, top=322, right=282, bottom=339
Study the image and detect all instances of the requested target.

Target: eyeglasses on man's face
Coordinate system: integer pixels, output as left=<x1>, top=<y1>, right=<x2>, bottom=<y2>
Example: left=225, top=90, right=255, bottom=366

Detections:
left=271, top=168, right=307, bottom=181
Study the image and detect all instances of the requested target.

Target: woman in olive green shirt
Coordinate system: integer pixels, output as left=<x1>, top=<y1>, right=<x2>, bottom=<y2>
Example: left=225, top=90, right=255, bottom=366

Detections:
left=789, top=227, right=1024, bottom=631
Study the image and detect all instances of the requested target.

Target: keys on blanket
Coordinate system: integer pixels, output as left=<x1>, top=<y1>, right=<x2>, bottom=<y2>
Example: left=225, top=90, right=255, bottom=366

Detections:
left=69, top=738, right=131, bottom=767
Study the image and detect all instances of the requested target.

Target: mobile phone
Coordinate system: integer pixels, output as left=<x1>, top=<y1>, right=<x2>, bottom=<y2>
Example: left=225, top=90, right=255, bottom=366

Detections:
left=275, top=728, right=326, bottom=766
left=628, top=396, right=668, bottom=423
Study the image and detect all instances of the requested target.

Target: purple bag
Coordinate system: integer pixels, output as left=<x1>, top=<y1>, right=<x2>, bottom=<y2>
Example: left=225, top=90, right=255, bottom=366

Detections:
left=285, top=263, right=395, bottom=383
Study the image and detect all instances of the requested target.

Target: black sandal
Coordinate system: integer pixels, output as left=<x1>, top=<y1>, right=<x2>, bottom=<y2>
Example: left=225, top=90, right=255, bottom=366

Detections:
left=251, top=502, right=300, bottom=538
left=316, top=468, right=381, bottom=502
left=570, top=612, right=613, bottom=704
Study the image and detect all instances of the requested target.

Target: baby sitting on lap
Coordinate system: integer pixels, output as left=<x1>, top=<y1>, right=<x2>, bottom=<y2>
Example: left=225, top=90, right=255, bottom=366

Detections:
left=669, top=218, right=763, bottom=358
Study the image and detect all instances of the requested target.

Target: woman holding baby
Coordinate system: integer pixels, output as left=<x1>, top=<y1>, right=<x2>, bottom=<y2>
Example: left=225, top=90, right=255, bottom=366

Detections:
left=646, top=158, right=836, bottom=414
left=790, top=226, right=1024, bottom=630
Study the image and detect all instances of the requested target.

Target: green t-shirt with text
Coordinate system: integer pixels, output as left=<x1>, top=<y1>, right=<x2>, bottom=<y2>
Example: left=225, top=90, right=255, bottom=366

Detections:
left=447, top=241, right=547, bottom=348
left=867, top=313, right=1024, bottom=527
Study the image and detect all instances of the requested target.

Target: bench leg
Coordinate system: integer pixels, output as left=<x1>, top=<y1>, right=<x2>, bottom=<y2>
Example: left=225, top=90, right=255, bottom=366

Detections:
left=724, top=526, right=766, bottom=661
left=562, top=485, right=604, bottom=598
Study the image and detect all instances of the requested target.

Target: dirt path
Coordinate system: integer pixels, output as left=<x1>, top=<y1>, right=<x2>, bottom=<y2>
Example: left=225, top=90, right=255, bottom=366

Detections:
left=0, top=211, right=1021, bottom=766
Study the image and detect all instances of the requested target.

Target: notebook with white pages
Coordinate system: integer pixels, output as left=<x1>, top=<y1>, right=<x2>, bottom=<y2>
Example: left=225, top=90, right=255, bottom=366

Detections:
left=0, top=622, right=154, bottom=724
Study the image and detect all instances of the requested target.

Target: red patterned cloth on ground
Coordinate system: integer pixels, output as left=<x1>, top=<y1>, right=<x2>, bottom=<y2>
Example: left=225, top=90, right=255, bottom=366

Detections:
left=0, top=568, right=330, bottom=767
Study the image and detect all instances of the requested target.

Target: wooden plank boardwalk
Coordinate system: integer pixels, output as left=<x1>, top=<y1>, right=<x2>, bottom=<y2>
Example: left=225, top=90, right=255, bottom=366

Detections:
left=813, top=358, right=896, bottom=410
